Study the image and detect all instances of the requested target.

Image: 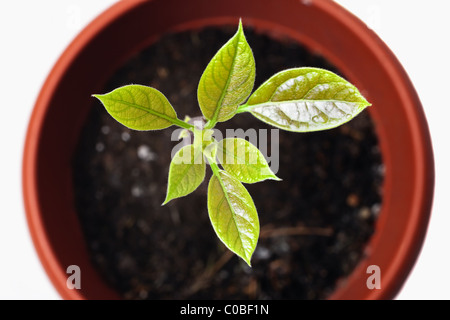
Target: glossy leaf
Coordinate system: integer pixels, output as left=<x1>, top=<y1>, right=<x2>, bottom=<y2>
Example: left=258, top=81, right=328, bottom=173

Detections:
left=197, top=20, right=255, bottom=123
left=217, top=138, right=280, bottom=184
left=163, top=144, right=205, bottom=204
left=93, top=85, right=180, bottom=131
left=207, top=170, right=259, bottom=266
left=242, top=68, right=371, bottom=132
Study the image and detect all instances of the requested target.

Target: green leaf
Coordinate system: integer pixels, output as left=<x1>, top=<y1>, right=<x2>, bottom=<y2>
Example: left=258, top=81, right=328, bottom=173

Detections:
left=217, top=138, right=280, bottom=184
left=93, top=85, right=183, bottom=131
left=197, top=20, right=255, bottom=123
left=241, top=68, right=371, bottom=132
left=163, top=144, right=205, bottom=204
left=207, top=170, right=259, bottom=266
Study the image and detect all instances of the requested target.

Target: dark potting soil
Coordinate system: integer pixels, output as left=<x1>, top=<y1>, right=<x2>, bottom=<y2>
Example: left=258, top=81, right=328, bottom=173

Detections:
left=72, top=26, right=384, bottom=300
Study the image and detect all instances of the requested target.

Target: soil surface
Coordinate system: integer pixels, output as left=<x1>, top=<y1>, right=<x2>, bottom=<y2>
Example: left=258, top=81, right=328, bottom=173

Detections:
left=72, top=26, right=384, bottom=299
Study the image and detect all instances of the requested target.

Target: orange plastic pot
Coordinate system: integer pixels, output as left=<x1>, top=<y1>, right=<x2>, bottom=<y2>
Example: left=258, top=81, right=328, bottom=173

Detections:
left=23, top=0, right=434, bottom=300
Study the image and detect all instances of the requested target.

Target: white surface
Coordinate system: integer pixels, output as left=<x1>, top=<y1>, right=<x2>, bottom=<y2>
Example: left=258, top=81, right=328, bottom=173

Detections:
left=0, top=0, right=448, bottom=300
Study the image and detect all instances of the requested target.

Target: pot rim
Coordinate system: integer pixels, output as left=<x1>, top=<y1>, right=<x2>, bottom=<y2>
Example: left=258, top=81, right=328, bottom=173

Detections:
left=23, top=0, right=434, bottom=300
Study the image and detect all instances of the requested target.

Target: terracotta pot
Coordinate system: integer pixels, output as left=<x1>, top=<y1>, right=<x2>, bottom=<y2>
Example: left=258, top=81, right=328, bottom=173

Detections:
left=23, top=0, right=434, bottom=300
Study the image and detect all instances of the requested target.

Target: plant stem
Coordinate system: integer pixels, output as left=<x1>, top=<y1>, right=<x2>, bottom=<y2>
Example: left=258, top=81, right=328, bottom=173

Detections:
left=204, top=119, right=216, bottom=130
left=235, top=103, right=250, bottom=114
left=203, top=143, right=221, bottom=176
left=172, top=118, right=195, bottom=130
left=209, top=158, right=221, bottom=176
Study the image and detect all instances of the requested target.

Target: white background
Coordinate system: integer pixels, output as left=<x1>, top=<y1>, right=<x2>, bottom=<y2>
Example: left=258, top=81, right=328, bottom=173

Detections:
left=0, top=0, right=448, bottom=300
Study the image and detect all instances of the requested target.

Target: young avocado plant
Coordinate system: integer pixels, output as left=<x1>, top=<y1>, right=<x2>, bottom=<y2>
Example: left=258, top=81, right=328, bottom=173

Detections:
left=93, top=20, right=371, bottom=266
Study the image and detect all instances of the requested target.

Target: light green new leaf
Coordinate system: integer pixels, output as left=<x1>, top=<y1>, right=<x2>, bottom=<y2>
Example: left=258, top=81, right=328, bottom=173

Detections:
left=217, top=138, right=280, bottom=184
left=240, top=68, right=371, bottom=132
left=208, top=170, right=259, bottom=266
left=163, top=144, right=205, bottom=204
left=93, top=85, right=179, bottom=131
left=198, top=20, right=255, bottom=123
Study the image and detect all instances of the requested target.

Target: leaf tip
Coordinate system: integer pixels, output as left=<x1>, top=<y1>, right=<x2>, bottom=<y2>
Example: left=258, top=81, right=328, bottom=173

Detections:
left=271, top=175, right=282, bottom=182
left=162, top=184, right=180, bottom=205
left=358, top=100, right=372, bottom=114
left=161, top=195, right=172, bottom=206
left=236, top=18, right=246, bottom=38
left=241, top=251, right=254, bottom=267
left=92, top=93, right=108, bottom=106
left=264, top=168, right=282, bottom=182
left=358, top=93, right=372, bottom=109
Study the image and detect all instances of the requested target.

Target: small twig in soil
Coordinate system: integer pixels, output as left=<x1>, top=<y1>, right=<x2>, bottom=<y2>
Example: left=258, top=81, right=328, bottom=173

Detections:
left=260, top=225, right=334, bottom=238
left=184, top=250, right=234, bottom=297
left=184, top=224, right=333, bottom=297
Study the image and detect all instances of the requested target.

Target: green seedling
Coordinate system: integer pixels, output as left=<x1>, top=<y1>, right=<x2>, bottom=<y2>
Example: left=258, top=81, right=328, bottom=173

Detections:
left=93, top=20, right=371, bottom=266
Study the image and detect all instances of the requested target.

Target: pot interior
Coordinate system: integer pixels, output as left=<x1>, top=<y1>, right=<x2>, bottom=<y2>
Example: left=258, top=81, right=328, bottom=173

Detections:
left=72, top=26, right=383, bottom=300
